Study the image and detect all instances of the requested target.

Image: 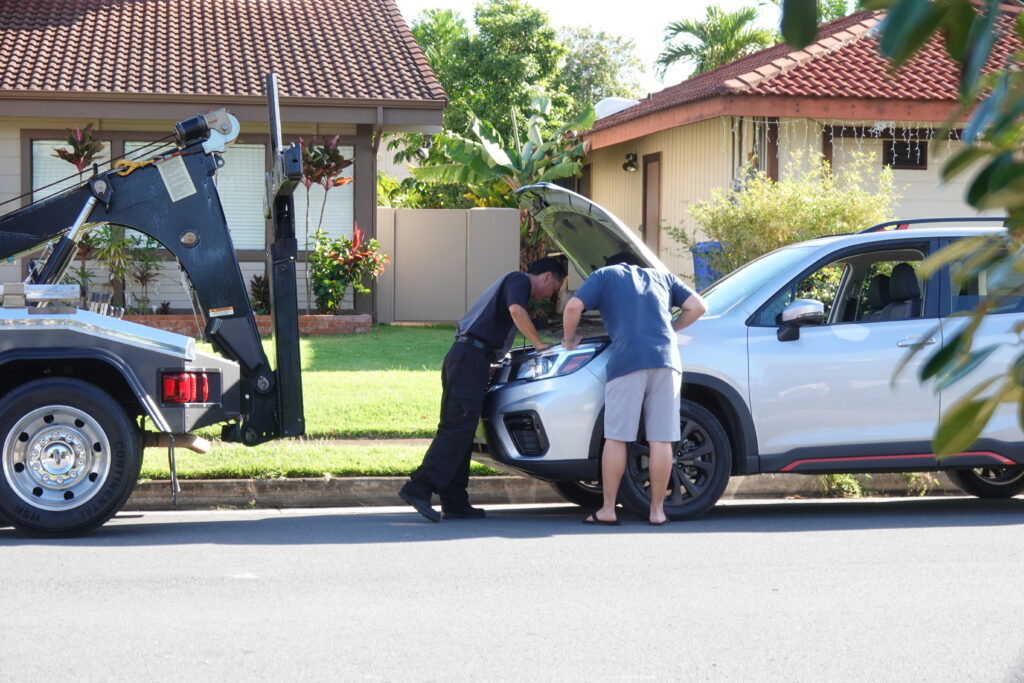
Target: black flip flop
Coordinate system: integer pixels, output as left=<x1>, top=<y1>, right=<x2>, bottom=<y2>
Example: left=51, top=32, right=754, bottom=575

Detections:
left=582, top=512, right=620, bottom=526
left=648, top=519, right=669, bottom=526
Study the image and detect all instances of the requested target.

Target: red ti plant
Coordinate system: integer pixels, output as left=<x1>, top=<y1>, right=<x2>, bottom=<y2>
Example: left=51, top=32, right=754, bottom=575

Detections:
left=298, top=135, right=355, bottom=312
left=53, top=123, right=106, bottom=181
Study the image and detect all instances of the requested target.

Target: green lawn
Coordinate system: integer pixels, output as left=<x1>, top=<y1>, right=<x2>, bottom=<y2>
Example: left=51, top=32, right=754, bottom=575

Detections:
left=140, top=440, right=500, bottom=479
left=141, top=324, right=506, bottom=478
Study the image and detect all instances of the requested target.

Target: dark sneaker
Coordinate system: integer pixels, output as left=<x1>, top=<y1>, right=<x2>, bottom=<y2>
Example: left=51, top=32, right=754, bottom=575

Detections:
left=441, top=505, right=486, bottom=520
left=399, top=485, right=440, bottom=522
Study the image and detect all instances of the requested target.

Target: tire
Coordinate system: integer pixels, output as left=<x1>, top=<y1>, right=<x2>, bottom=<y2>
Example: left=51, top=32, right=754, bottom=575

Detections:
left=0, top=378, right=142, bottom=536
left=619, top=399, right=732, bottom=520
left=947, top=466, right=1024, bottom=499
left=550, top=479, right=604, bottom=508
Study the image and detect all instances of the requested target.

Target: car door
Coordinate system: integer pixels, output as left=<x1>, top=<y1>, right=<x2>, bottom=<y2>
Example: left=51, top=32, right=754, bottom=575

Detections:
left=746, top=241, right=942, bottom=471
left=937, top=236, right=1024, bottom=448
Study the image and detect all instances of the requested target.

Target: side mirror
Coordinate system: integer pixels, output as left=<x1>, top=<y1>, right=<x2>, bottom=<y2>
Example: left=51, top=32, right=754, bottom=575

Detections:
left=777, top=299, right=824, bottom=342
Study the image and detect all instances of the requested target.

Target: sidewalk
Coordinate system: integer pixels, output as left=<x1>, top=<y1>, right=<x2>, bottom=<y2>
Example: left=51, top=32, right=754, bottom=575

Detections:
left=124, top=472, right=962, bottom=511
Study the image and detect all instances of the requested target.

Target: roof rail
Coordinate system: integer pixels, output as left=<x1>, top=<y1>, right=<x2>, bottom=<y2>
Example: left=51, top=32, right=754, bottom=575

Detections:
left=857, top=217, right=1007, bottom=233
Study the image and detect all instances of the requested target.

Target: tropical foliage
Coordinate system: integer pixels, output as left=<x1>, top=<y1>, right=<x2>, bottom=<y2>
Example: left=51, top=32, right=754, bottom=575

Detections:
left=53, top=124, right=106, bottom=175
left=308, top=225, right=389, bottom=314
left=411, top=96, right=596, bottom=268
left=657, top=5, right=775, bottom=78
left=554, top=27, right=644, bottom=116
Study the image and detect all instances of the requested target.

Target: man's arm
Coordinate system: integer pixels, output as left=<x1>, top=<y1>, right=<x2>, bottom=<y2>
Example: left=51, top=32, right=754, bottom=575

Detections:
left=561, top=296, right=585, bottom=350
left=673, top=292, right=707, bottom=331
left=509, top=304, right=552, bottom=351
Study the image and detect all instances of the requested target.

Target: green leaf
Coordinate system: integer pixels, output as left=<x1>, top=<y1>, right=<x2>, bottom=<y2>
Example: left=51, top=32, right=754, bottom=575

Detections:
left=933, top=345, right=1001, bottom=391
left=935, top=399, right=984, bottom=456
left=921, top=329, right=967, bottom=381
left=966, top=153, right=1013, bottom=208
left=935, top=393, right=997, bottom=457
left=878, top=0, right=946, bottom=67
left=780, top=0, right=817, bottom=48
left=941, top=0, right=979, bottom=62
left=941, top=146, right=991, bottom=183
left=918, top=235, right=988, bottom=279
left=962, top=0, right=1002, bottom=99
left=536, top=161, right=582, bottom=184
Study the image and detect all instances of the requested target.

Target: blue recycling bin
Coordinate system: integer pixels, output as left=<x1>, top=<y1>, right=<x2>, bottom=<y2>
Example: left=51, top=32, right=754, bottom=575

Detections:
left=692, top=241, right=723, bottom=292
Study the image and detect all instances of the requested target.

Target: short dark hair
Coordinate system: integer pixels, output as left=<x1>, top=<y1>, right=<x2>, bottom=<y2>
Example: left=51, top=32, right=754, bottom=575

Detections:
left=527, top=257, right=566, bottom=280
left=605, top=252, right=645, bottom=267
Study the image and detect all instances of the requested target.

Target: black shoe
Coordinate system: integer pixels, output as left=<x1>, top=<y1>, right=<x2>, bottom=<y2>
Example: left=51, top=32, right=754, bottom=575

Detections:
left=441, top=505, right=486, bottom=520
left=399, top=486, right=440, bottom=522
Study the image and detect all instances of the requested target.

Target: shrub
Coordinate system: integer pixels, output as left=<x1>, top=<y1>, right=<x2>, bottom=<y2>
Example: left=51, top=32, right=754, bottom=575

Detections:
left=671, top=152, right=900, bottom=279
left=308, top=225, right=389, bottom=314
left=249, top=274, right=270, bottom=315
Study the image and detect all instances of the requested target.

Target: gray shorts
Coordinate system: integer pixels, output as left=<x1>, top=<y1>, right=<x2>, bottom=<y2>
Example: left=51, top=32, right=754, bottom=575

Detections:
left=604, top=368, right=681, bottom=442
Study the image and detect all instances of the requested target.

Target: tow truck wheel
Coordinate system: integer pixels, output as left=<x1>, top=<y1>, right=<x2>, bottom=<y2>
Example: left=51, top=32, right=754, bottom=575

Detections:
left=0, top=378, right=141, bottom=535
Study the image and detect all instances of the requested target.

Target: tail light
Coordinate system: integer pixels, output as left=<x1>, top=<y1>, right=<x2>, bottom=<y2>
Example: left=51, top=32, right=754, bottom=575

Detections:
left=162, top=372, right=210, bottom=403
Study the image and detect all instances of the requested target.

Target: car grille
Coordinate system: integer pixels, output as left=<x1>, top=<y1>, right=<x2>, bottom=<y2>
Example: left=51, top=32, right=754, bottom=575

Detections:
left=503, top=411, right=548, bottom=457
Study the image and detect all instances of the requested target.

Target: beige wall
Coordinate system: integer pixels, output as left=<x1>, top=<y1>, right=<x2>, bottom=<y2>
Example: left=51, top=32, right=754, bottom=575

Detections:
left=376, top=207, right=519, bottom=323
left=0, top=120, right=21, bottom=211
left=588, top=117, right=736, bottom=281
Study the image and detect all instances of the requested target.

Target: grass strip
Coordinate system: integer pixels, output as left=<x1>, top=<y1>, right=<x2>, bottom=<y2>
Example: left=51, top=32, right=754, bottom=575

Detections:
left=139, top=440, right=501, bottom=479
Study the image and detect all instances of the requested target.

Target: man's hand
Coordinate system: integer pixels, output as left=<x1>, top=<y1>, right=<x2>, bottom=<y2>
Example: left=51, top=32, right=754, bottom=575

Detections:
left=534, top=341, right=553, bottom=352
left=561, top=334, right=581, bottom=350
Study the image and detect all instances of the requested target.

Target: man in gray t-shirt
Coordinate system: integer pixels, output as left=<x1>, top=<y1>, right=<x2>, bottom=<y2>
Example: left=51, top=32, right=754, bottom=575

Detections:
left=563, top=254, right=706, bottom=526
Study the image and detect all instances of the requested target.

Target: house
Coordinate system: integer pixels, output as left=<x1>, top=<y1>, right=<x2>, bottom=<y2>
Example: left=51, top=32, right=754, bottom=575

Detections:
left=582, top=8, right=1020, bottom=279
left=0, top=0, right=446, bottom=316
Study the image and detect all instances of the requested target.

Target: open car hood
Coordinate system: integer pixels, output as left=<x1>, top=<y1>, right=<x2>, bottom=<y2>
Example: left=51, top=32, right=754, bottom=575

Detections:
left=517, top=183, right=669, bottom=277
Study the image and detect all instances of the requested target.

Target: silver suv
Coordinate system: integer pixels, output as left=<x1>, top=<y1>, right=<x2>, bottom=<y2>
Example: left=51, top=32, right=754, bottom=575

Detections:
left=472, top=184, right=1024, bottom=519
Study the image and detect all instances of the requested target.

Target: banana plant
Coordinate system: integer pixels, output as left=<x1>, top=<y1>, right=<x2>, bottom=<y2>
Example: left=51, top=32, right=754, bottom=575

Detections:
left=412, top=97, right=596, bottom=267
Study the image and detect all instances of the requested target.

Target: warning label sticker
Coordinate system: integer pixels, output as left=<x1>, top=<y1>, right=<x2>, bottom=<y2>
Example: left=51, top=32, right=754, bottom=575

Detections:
left=208, top=306, right=234, bottom=318
left=157, top=155, right=197, bottom=202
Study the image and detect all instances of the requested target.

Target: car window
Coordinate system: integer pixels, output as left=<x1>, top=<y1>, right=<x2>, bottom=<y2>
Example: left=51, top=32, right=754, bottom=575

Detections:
left=701, top=245, right=818, bottom=317
left=753, top=262, right=846, bottom=326
left=751, top=248, right=925, bottom=326
left=948, top=243, right=1024, bottom=315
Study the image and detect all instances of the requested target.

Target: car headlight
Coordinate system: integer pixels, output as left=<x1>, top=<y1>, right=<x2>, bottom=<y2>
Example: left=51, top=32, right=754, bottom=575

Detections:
left=512, top=342, right=603, bottom=381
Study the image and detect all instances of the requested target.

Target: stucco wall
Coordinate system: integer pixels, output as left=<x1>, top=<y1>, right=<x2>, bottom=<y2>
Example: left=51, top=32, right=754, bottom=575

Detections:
left=375, top=207, right=520, bottom=323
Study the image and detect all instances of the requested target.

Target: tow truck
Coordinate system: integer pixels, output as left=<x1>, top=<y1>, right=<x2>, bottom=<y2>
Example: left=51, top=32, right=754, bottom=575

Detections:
left=0, top=75, right=304, bottom=535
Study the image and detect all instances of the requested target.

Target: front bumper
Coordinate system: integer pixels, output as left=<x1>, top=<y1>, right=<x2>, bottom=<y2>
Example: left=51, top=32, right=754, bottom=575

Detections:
left=471, top=366, right=604, bottom=482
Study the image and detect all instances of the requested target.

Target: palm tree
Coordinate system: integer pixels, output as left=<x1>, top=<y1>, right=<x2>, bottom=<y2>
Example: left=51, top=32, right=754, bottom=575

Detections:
left=656, top=5, right=774, bottom=79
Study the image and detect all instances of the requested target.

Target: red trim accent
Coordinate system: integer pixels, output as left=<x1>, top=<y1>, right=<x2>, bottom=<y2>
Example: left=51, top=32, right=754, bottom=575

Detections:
left=896, top=223, right=909, bottom=230
left=780, top=451, right=1015, bottom=473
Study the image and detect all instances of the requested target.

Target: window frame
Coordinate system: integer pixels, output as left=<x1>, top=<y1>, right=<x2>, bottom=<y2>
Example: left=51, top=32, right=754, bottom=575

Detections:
left=747, top=239, right=940, bottom=327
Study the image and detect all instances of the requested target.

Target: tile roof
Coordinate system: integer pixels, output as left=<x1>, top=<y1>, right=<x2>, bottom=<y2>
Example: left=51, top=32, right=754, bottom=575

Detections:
left=592, top=6, right=1022, bottom=133
left=0, top=0, right=446, bottom=103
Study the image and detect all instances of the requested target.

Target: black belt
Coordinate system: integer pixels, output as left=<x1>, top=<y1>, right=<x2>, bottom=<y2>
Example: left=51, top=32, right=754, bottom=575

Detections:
left=455, top=335, right=494, bottom=354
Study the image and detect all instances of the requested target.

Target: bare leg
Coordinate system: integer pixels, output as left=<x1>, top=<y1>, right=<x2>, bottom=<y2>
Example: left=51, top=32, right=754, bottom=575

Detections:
left=648, top=441, right=672, bottom=524
left=594, top=438, right=626, bottom=522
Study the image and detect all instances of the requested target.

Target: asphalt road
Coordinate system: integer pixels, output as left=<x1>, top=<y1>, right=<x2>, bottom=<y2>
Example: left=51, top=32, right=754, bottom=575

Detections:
left=2, top=497, right=1024, bottom=682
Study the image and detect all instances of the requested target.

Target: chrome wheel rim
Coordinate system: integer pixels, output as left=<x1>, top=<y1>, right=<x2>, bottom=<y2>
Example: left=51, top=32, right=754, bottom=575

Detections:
left=2, top=405, right=111, bottom=511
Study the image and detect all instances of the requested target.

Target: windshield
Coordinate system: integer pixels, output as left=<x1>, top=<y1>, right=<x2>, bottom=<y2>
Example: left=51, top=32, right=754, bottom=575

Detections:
left=701, top=245, right=819, bottom=316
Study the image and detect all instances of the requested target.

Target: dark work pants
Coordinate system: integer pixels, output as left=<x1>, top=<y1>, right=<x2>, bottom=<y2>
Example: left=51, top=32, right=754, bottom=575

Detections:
left=407, top=341, right=491, bottom=508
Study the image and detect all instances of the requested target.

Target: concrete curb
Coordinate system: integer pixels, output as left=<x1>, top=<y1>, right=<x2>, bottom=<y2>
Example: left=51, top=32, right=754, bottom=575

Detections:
left=124, top=472, right=962, bottom=511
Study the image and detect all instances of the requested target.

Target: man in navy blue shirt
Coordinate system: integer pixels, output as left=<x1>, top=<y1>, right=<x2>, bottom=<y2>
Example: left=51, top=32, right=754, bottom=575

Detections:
left=399, top=258, right=566, bottom=522
left=562, top=254, right=706, bottom=525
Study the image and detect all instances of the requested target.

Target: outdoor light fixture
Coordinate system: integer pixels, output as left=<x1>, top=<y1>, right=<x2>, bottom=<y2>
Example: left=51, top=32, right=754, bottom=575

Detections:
left=622, top=153, right=638, bottom=172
